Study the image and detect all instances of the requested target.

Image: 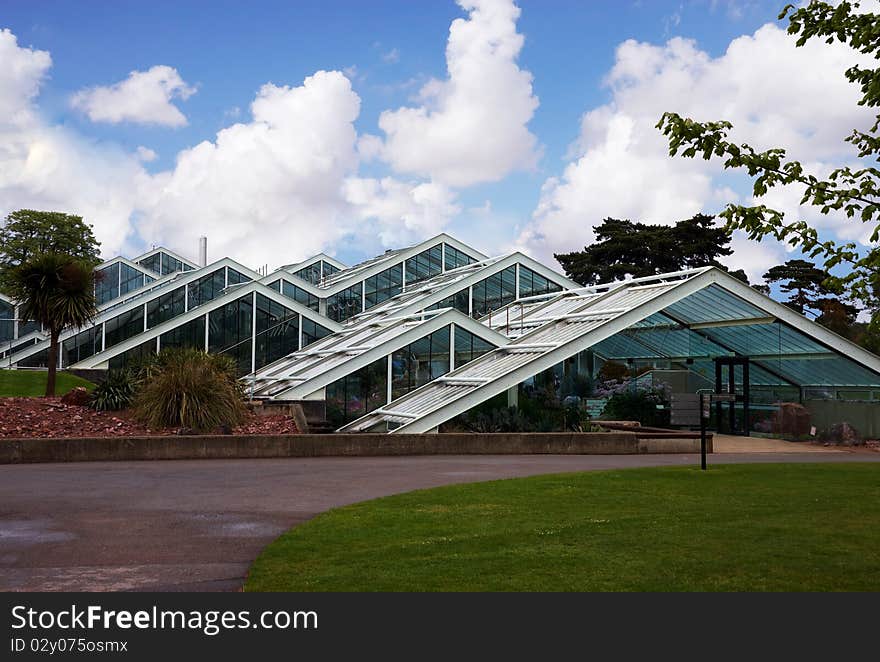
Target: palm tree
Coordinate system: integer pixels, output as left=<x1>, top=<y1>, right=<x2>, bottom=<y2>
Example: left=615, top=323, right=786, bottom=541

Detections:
left=5, top=253, right=98, bottom=396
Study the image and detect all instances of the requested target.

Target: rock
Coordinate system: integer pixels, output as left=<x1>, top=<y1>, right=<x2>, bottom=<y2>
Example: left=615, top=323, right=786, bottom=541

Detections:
left=61, top=387, right=91, bottom=407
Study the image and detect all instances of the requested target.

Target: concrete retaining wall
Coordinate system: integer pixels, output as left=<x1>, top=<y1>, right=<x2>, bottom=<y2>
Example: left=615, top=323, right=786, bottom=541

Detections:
left=0, top=431, right=711, bottom=464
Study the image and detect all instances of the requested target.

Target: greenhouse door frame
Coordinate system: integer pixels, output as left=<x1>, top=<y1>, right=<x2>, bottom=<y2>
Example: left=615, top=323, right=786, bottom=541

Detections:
left=714, top=356, right=750, bottom=436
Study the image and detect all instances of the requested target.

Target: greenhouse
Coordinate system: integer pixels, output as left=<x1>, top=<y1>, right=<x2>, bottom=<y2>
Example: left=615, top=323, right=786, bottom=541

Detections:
left=2, top=234, right=879, bottom=438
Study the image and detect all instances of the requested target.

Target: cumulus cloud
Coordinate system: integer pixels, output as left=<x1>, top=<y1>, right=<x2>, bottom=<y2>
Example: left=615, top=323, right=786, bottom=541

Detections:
left=70, top=65, right=196, bottom=127
left=516, top=23, right=876, bottom=275
left=375, top=0, right=540, bottom=187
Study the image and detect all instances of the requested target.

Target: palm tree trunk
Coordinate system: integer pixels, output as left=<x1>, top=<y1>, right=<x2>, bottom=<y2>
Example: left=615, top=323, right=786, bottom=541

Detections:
left=46, top=329, right=59, bottom=397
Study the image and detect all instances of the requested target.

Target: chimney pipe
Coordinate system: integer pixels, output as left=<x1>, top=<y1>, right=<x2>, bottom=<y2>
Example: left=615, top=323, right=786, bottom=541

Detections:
left=198, top=236, right=207, bottom=267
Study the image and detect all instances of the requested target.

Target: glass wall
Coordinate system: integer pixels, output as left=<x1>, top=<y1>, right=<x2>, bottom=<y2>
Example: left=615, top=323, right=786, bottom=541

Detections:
left=95, top=262, right=120, bottom=304
left=444, top=244, right=475, bottom=270
left=282, top=280, right=319, bottom=311
left=391, top=327, right=451, bottom=399
left=62, top=326, right=101, bottom=367
left=119, top=263, right=145, bottom=297
left=364, top=263, right=403, bottom=308
left=108, top=339, right=156, bottom=371
left=302, top=318, right=332, bottom=348
left=325, top=356, right=388, bottom=426
left=104, top=306, right=144, bottom=349
left=254, top=294, right=299, bottom=370
left=454, top=326, right=496, bottom=367
left=146, top=286, right=185, bottom=329
left=405, top=245, right=442, bottom=284
left=326, top=283, right=363, bottom=322
left=0, top=299, right=13, bottom=342
left=187, top=269, right=226, bottom=310
left=209, top=294, right=253, bottom=374
left=138, top=253, right=161, bottom=275
left=471, top=266, right=517, bottom=318
left=292, top=260, right=340, bottom=285
left=519, top=265, right=563, bottom=298
left=160, top=316, right=205, bottom=351
left=226, top=268, right=250, bottom=286
left=426, top=289, right=470, bottom=314
left=161, top=252, right=192, bottom=275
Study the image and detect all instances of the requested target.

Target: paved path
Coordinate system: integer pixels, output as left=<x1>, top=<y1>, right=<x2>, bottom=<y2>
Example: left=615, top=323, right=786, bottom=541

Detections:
left=2, top=452, right=878, bottom=592
left=712, top=434, right=841, bottom=453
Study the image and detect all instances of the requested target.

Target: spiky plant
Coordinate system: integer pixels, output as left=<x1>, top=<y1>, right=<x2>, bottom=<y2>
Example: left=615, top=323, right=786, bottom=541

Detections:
left=4, top=254, right=97, bottom=396
left=132, top=348, right=247, bottom=432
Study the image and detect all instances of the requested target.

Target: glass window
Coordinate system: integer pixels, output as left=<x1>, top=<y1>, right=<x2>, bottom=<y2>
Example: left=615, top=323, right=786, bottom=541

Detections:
left=138, top=253, right=161, bottom=275
left=104, top=306, right=144, bottom=349
left=108, top=339, right=156, bottom=371
left=95, top=262, right=120, bottom=305
left=209, top=294, right=254, bottom=374
left=18, top=317, right=39, bottom=336
left=322, top=261, right=340, bottom=278
left=226, top=268, right=250, bottom=286
left=292, top=262, right=323, bottom=285
left=187, top=269, right=226, bottom=310
left=161, top=252, right=187, bottom=275
left=281, top=280, right=320, bottom=311
left=0, top=299, right=13, bottom=342
left=62, top=326, right=101, bottom=367
left=326, top=283, right=363, bottom=322
left=119, top=263, right=145, bottom=297
left=444, top=244, right=475, bottom=270
left=146, top=286, right=186, bottom=329
left=254, top=294, right=299, bottom=370
left=454, top=326, right=496, bottom=367
left=301, top=318, right=332, bottom=348
left=519, top=265, right=563, bottom=298
left=160, top=316, right=205, bottom=351
left=405, top=245, right=443, bottom=285
left=17, top=347, right=50, bottom=368
left=364, top=263, right=403, bottom=308
left=391, top=326, right=451, bottom=399
left=267, top=280, right=281, bottom=292
left=325, top=356, right=388, bottom=426
left=471, top=266, right=517, bottom=318
left=426, top=288, right=469, bottom=314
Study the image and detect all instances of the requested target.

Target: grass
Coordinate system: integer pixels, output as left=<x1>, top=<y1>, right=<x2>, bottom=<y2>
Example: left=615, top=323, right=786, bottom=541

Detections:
left=245, top=463, right=880, bottom=592
left=0, top=369, right=95, bottom=397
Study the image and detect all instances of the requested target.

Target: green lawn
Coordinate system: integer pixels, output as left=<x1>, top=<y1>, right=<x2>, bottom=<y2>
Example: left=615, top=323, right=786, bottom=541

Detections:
left=245, top=463, right=880, bottom=591
left=0, top=369, right=95, bottom=397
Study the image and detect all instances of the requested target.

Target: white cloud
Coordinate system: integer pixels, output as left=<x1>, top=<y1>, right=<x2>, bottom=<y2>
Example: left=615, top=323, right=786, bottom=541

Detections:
left=517, top=23, right=877, bottom=273
left=135, top=146, right=157, bottom=162
left=71, top=65, right=196, bottom=127
left=0, top=29, right=51, bottom=124
left=382, top=48, right=400, bottom=64
left=375, top=0, right=540, bottom=187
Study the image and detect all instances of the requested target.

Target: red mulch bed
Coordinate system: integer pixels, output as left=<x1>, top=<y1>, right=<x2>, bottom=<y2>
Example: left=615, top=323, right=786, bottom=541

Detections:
left=0, top=397, right=298, bottom=438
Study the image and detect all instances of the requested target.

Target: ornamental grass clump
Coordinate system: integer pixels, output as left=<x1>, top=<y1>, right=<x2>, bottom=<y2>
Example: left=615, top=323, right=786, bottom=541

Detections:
left=133, top=348, right=246, bottom=432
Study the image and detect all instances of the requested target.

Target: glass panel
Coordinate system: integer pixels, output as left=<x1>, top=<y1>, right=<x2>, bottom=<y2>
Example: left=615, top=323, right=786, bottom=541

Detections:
left=209, top=294, right=254, bottom=374
left=519, top=265, right=563, bottom=298
left=119, top=263, right=144, bottom=297
left=137, top=253, right=161, bottom=275
left=471, top=266, right=517, bottom=318
left=226, top=268, right=250, bottom=286
left=391, top=326, right=452, bottom=399
left=292, top=262, right=323, bottom=285
left=254, top=294, right=299, bottom=370
left=104, top=306, right=144, bottom=349
left=281, top=280, right=320, bottom=311
left=425, top=288, right=470, bottom=314
left=146, top=286, right=185, bottom=329
left=187, top=269, right=226, bottom=310
left=325, top=356, right=388, bottom=426
left=267, top=280, right=281, bottom=292
left=160, top=252, right=187, bottom=275
left=326, top=283, right=363, bottom=322
left=0, top=299, right=13, bottom=342
left=454, top=326, right=496, bottom=367
left=62, top=326, right=101, bottom=367
left=444, top=244, right=475, bottom=271
left=405, top=245, right=443, bottom=284
left=301, top=318, right=332, bottom=347
left=364, top=263, right=403, bottom=308
left=108, top=339, right=156, bottom=371
left=160, top=316, right=205, bottom=351
left=95, top=262, right=120, bottom=305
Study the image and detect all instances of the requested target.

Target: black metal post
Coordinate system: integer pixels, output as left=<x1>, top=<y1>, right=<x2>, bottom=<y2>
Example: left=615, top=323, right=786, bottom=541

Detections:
left=700, top=393, right=707, bottom=471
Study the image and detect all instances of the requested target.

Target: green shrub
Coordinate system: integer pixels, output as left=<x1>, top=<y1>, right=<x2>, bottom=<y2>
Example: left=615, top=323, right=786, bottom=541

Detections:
left=132, top=348, right=246, bottom=432
left=89, top=369, right=138, bottom=411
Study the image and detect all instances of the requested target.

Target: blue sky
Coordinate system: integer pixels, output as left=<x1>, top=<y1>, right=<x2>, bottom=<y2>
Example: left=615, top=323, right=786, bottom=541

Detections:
left=0, top=0, right=870, bottom=280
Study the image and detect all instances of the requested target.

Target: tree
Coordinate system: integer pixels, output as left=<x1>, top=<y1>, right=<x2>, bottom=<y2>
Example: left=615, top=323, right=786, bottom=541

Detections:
left=815, top=298, right=861, bottom=337
left=554, top=214, right=737, bottom=285
left=4, top=254, right=98, bottom=396
left=762, top=259, right=833, bottom=313
left=656, top=1, right=880, bottom=343
left=0, top=210, right=101, bottom=290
